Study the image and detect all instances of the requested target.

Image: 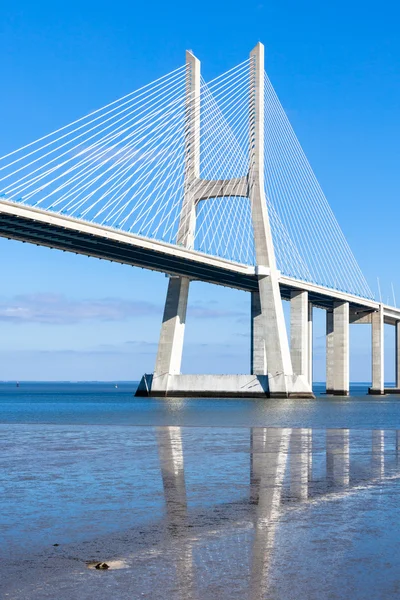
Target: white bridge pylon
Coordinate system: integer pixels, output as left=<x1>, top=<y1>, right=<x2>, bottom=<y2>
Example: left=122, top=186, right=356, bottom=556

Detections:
left=142, top=44, right=313, bottom=398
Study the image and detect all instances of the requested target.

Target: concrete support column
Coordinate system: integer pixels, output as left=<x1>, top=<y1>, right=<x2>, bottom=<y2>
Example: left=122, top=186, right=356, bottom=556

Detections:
left=154, top=277, right=190, bottom=376
left=333, top=301, right=350, bottom=395
left=396, top=322, right=400, bottom=389
left=249, top=43, right=311, bottom=398
left=176, top=50, right=200, bottom=249
left=152, top=51, right=199, bottom=388
left=251, top=290, right=266, bottom=375
left=326, top=310, right=334, bottom=394
left=326, top=429, right=350, bottom=488
left=369, top=305, right=384, bottom=395
left=290, top=291, right=308, bottom=379
left=308, top=303, right=313, bottom=387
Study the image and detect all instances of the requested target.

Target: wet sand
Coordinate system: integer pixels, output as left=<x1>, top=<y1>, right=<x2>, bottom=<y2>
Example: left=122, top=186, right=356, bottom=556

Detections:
left=3, top=425, right=400, bottom=598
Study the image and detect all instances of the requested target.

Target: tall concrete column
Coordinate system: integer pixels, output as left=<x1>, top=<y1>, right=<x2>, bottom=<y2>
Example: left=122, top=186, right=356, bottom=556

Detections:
left=153, top=51, right=200, bottom=387
left=369, top=305, right=385, bottom=395
left=308, top=303, right=313, bottom=387
left=154, top=276, right=190, bottom=376
left=176, top=50, right=200, bottom=250
left=396, top=322, right=400, bottom=389
left=333, top=301, right=349, bottom=395
left=290, top=290, right=308, bottom=379
left=251, top=291, right=266, bottom=375
left=249, top=43, right=312, bottom=398
left=326, top=310, right=334, bottom=394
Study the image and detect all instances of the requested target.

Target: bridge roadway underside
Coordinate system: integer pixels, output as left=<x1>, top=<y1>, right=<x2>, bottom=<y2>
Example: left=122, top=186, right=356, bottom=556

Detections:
left=0, top=211, right=373, bottom=314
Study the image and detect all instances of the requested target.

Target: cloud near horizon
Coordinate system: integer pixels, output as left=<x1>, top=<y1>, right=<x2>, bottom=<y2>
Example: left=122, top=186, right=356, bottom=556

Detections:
left=0, top=294, right=245, bottom=324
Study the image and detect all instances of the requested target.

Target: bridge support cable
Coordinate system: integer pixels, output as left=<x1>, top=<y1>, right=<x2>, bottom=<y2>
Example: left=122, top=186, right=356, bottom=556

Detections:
left=0, top=46, right=374, bottom=301
left=263, top=74, right=373, bottom=300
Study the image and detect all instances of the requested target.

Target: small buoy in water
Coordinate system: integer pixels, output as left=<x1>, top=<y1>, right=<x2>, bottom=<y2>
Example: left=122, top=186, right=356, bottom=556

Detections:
left=114, top=384, right=118, bottom=389
left=95, top=563, right=109, bottom=570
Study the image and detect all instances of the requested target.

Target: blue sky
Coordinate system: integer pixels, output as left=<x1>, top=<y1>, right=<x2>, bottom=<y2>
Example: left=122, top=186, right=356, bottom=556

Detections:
left=0, top=0, right=399, bottom=381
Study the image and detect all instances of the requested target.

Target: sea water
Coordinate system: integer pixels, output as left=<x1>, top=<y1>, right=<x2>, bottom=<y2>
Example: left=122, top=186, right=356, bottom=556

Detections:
left=1, top=383, right=400, bottom=599
left=1, top=381, right=400, bottom=428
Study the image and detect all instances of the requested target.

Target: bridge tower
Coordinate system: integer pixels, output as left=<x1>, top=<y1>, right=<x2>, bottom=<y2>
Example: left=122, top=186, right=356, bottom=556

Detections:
left=136, top=43, right=314, bottom=398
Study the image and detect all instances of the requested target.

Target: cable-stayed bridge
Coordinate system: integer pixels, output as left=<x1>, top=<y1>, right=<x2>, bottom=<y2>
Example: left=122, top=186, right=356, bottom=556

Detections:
left=0, top=43, right=399, bottom=397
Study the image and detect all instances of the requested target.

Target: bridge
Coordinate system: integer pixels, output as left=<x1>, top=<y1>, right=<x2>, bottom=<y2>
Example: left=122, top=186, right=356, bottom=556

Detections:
left=0, top=43, right=399, bottom=397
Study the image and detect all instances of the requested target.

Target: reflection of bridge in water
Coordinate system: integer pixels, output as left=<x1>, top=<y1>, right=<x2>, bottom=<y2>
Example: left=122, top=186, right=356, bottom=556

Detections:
left=151, top=426, right=400, bottom=599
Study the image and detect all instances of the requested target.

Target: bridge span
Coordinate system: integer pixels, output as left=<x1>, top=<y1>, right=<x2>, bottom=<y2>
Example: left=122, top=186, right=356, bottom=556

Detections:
left=0, top=196, right=398, bottom=397
left=0, top=42, right=398, bottom=397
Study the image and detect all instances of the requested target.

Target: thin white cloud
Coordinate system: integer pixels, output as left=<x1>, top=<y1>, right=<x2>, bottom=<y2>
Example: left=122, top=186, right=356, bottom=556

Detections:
left=0, top=294, right=159, bottom=324
left=0, top=294, right=245, bottom=324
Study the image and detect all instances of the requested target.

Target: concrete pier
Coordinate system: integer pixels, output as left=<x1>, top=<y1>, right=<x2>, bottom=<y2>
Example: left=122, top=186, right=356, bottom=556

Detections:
left=251, top=290, right=266, bottom=375
left=136, top=44, right=312, bottom=400
left=308, top=303, right=313, bottom=386
left=154, top=276, right=189, bottom=381
left=249, top=42, right=304, bottom=398
left=396, top=322, right=400, bottom=389
left=332, top=301, right=350, bottom=395
left=290, top=291, right=309, bottom=381
left=383, top=319, right=400, bottom=394
left=369, top=305, right=385, bottom=395
left=140, top=50, right=198, bottom=396
left=326, top=310, right=334, bottom=394
left=136, top=373, right=269, bottom=397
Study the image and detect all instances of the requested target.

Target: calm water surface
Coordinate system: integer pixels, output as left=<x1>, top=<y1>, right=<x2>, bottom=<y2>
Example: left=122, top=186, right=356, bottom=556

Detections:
left=1, top=381, right=400, bottom=428
left=1, top=383, right=400, bottom=599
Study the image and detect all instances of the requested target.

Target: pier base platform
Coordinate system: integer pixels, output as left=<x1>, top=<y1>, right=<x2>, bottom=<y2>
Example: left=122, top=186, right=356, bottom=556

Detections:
left=368, top=388, right=400, bottom=395
left=368, top=388, right=386, bottom=395
left=135, top=374, right=315, bottom=398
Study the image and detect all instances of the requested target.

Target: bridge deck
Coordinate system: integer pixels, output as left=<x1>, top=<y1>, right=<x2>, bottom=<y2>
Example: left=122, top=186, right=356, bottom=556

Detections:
left=0, top=199, right=398, bottom=321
